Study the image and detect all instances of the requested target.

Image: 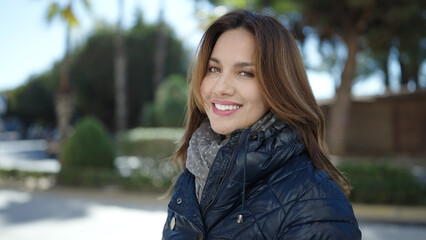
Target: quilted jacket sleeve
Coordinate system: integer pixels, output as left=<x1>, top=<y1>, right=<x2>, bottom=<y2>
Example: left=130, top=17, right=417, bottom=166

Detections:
left=278, top=171, right=361, bottom=240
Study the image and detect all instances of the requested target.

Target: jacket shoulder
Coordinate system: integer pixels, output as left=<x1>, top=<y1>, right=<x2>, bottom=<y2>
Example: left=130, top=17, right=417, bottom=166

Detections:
left=268, top=154, right=361, bottom=239
left=266, top=153, right=347, bottom=204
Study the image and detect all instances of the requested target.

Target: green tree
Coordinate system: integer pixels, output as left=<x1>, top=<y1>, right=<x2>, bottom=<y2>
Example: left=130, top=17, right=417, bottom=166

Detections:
left=46, top=0, right=91, bottom=143
left=5, top=11, right=188, bottom=133
left=70, top=29, right=116, bottom=129
left=143, top=74, right=188, bottom=127
left=4, top=70, right=57, bottom=131
left=395, top=5, right=426, bottom=91
left=126, top=13, right=188, bottom=127
left=70, top=13, right=188, bottom=129
left=153, top=2, right=168, bottom=91
left=114, top=0, right=128, bottom=133
left=290, top=0, right=425, bottom=154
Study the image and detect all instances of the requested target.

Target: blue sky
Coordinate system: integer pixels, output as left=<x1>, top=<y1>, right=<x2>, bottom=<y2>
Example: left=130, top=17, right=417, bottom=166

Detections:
left=0, top=0, right=408, bottom=100
left=0, top=0, right=201, bottom=91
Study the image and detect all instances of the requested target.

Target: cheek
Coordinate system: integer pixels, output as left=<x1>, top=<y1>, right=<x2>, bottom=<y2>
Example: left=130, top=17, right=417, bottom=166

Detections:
left=200, top=80, right=211, bottom=106
left=248, top=87, right=268, bottom=115
left=246, top=84, right=265, bottom=107
left=200, top=81, right=207, bottom=97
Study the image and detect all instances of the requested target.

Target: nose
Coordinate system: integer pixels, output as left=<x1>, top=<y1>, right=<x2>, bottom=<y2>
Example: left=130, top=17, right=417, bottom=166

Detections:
left=213, top=72, right=235, bottom=96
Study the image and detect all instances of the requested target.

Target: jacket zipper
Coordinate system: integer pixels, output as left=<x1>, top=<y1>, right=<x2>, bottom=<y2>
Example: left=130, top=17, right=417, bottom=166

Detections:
left=202, top=128, right=250, bottom=217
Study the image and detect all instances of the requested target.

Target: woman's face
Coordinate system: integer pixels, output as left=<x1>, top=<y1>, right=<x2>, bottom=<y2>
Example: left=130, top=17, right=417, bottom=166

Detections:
left=201, top=28, right=268, bottom=138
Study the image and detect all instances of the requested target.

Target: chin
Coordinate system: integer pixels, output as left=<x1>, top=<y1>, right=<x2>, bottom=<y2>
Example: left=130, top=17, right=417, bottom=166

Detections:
left=211, top=125, right=233, bottom=137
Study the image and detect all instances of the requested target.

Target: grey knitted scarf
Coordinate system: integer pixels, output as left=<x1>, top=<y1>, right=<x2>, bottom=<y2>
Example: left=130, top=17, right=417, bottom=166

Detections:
left=186, top=112, right=276, bottom=202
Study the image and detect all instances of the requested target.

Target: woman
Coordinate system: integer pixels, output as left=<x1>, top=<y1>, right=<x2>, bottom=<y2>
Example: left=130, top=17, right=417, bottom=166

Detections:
left=162, top=9, right=361, bottom=239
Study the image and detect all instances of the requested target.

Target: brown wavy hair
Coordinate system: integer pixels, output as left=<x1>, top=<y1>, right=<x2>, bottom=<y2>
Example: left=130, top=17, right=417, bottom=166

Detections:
left=174, top=9, right=350, bottom=194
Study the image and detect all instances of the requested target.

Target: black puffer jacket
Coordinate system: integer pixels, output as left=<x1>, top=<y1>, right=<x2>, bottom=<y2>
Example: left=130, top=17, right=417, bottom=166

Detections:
left=162, top=120, right=361, bottom=239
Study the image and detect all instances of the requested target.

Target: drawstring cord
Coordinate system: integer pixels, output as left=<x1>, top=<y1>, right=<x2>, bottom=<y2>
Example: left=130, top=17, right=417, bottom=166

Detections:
left=237, top=130, right=251, bottom=224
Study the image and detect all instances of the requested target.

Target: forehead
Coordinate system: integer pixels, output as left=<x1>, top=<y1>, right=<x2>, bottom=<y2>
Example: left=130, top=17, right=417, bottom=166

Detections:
left=210, top=29, right=255, bottom=62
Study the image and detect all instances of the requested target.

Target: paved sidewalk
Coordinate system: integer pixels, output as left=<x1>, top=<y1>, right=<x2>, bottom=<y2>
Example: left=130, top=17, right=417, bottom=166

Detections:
left=1, top=187, right=426, bottom=240
left=20, top=187, right=426, bottom=226
left=45, top=187, right=426, bottom=226
left=0, top=187, right=169, bottom=240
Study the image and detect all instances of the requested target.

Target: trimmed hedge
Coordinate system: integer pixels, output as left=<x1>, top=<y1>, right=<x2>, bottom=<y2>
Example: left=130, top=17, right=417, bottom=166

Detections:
left=118, top=127, right=183, bottom=161
left=61, top=116, right=115, bottom=168
left=339, top=162, right=426, bottom=205
left=58, top=116, right=116, bottom=186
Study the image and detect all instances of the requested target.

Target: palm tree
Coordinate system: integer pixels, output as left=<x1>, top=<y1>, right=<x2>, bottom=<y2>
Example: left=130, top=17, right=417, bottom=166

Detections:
left=153, top=0, right=167, bottom=92
left=114, top=0, right=127, bottom=133
left=46, top=0, right=91, bottom=145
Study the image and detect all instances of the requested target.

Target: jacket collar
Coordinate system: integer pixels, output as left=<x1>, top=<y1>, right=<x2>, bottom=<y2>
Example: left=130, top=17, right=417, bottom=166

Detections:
left=200, top=115, right=306, bottom=224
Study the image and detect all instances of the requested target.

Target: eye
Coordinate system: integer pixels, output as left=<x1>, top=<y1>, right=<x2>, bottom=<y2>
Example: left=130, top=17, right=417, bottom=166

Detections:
left=208, top=66, right=220, bottom=73
left=239, top=71, right=255, bottom=77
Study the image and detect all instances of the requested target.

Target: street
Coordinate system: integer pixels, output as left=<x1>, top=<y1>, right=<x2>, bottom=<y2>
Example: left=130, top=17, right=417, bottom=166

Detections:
left=0, top=139, right=59, bottom=173
left=1, top=139, right=426, bottom=239
left=0, top=189, right=167, bottom=240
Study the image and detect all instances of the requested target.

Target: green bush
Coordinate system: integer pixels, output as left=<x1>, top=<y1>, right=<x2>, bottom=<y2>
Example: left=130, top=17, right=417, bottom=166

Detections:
left=61, top=116, right=115, bottom=168
left=142, top=74, right=187, bottom=127
left=339, top=162, right=426, bottom=205
left=58, top=116, right=116, bottom=186
left=57, top=167, right=119, bottom=188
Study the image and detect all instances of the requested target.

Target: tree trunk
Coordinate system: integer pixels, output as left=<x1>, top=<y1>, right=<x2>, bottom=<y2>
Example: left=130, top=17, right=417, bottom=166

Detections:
left=411, top=59, right=420, bottom=90
left=56, top=25, right=73, bottom=144
left=327, top=34, right=359, bottom=155
left=153, top=5, right=167, bottom=92
left=114, top=0, right=127, bottom=133
left=382, top=53, right=392, bottom=94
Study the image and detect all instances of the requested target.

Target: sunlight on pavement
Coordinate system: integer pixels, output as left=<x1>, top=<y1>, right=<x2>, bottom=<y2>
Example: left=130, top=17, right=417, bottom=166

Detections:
left=1, top=190, right=426, bottom=240
left=0, top=140, right=60, bottom=173
left=1, top=207, right=167, bottom=240
left=0, top=190, right=31, bottom=209
left=0, top=190, right=167, bottom=240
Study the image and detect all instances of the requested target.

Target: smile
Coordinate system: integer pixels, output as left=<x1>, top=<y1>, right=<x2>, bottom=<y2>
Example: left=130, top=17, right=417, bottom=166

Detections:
left=214, top=103, right=241, bottom=111
left=211, top=101, right=242, bottom=117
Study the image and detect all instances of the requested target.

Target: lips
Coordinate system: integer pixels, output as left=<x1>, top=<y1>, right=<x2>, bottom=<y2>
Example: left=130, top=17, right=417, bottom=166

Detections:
left=211, top=100, right=242, bottom=116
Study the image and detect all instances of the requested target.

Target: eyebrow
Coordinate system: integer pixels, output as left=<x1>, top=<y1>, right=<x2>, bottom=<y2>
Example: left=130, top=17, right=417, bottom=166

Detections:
left=209, top=57, right=253, bottom=67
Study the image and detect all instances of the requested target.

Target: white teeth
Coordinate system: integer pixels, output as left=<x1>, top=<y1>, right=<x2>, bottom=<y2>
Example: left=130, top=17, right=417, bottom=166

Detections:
left=215, top=103, right=241, bottom=111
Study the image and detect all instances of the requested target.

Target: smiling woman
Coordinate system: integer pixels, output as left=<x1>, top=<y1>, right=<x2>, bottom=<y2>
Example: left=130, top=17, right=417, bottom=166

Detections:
left=201, top=29, right=268, bottom=138
left=162, top=9, right=361, bottom=239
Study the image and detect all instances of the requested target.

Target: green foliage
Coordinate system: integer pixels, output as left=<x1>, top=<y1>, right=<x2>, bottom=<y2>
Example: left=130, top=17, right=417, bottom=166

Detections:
left=61, top=116, right=115, bottom=169
left=143, top=74, right=188, bottom=127
left=207, top=0, right=299, bottom=12
left=0, top=169, right=53, bottom=178
left=69, top=15, right=188, bottom=129
left=5, top=12, right=188, bottom=132
left=70, top=30, right=116, bottom=128
left=46, top=0, right=91, bottom=28
left=205, top=0, right=426, bottom=89
left=58, top=126, right=182, bottom=190
left=57, top=167, right=120, bottom=188
left=339, top=162, right=426, bottom=205
left=58, top=116, right=116, bottom=186
left=118, top=127, right=184, bottom=159
left=4, top=71, right=57, bottom=126
left=0, top=169, right=56, bottom=190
